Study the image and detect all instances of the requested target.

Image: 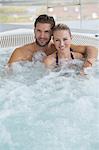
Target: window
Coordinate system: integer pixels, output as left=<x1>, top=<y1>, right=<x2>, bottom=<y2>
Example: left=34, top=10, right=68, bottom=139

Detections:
left=0, top=0, right=99, bottom=33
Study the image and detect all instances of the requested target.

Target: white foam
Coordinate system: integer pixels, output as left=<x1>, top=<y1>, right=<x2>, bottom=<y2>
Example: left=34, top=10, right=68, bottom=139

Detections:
left=32, top=50, right=47, bottom=62
left=0, top=48, right=99, bottom=150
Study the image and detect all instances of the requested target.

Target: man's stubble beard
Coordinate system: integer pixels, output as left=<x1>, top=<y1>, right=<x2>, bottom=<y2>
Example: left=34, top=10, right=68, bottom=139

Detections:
left=35, top=37, right=51, bottom=47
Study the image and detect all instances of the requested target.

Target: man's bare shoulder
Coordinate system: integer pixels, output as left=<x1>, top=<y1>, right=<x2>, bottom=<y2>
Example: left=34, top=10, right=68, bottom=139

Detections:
left=8, top=43, right=35, bottom=64
left=15, top=43, right=35, bottom=53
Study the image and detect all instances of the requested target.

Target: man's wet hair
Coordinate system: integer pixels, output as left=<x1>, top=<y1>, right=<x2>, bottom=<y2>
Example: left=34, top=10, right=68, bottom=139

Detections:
left=52, top=23, right=72, bottom=37
left=34, top=14, right=55, bottom=30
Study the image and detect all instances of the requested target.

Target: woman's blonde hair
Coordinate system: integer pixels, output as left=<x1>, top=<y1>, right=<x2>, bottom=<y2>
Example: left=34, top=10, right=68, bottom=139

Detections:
left=52, top=23, right=72, bottom=37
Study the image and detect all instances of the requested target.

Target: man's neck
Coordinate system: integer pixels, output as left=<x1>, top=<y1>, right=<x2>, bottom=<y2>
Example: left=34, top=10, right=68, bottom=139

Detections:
left=34, top=42, right=48, bottom=53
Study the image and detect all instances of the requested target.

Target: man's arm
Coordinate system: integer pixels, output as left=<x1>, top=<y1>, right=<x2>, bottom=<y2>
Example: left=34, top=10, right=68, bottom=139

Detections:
left=71, top=44, right=98, bottom=67
left=82, top=46, right=98, bottom=67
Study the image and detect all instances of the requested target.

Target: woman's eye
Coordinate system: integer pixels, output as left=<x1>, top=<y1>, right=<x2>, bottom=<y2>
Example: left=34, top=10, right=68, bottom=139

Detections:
left=64, top=38, right=68, bottom=41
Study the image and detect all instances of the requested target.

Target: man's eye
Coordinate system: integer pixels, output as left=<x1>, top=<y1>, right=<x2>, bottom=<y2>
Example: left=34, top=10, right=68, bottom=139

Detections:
left=45, top=31, right=50, bottom=33
left=55, top=39, right=59, bottom=42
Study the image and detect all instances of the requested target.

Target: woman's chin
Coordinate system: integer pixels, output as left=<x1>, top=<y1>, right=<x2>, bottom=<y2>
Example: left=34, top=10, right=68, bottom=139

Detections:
left=60, top=49, right=65, bottom=52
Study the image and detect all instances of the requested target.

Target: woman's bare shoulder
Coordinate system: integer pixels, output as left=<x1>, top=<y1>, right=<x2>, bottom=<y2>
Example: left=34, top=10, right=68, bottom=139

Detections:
left=44, top=52, right=56, bottom=66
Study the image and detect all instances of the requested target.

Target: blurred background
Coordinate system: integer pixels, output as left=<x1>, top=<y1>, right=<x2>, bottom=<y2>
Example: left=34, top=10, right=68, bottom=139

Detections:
left=0, top=0, right=99, bottom=34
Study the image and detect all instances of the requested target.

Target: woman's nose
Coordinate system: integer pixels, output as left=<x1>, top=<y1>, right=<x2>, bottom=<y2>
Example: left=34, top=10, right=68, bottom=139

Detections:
left=60, top=40, right=64, bottom=46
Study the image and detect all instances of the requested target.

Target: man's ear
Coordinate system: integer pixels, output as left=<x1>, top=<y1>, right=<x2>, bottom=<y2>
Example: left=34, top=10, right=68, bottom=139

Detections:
left=50, top=30, right=53, bottom=36
left=34, top=28, right=36, bottom=34
left=34, top=28, right=36, bottom=39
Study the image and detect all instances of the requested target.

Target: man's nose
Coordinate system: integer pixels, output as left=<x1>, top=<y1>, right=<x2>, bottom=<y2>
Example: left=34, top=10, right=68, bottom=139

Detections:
left=40, top=32, right=45, bottom=38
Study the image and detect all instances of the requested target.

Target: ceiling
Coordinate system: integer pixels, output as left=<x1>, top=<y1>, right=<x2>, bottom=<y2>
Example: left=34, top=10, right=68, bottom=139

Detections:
left=0, top=0, right=99, bottom=6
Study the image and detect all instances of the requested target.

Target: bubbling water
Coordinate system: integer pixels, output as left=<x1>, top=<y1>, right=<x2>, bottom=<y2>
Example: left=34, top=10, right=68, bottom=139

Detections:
left=0, top=49, right=99, bottom=150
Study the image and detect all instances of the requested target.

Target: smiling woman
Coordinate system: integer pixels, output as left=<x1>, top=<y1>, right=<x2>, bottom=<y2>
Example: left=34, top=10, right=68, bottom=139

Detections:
left=44, top=23, right=99, bottom=69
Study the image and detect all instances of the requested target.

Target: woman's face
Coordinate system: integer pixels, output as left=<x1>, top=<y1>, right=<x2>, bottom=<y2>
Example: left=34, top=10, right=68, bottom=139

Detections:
left=53, top=30, right=72, bottom=52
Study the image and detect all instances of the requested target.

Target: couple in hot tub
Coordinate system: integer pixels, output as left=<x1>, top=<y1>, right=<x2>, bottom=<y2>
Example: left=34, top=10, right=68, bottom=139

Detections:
left=7, top=14, right=98, bottom=75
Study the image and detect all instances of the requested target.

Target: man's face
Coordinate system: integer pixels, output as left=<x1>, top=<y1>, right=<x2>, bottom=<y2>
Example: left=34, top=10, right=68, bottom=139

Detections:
left=34, top=23, right=52, bottom=47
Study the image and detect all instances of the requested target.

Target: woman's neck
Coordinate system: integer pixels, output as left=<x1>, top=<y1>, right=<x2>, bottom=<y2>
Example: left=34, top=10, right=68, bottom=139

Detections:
left=58, top=48, right=71, bottom=59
